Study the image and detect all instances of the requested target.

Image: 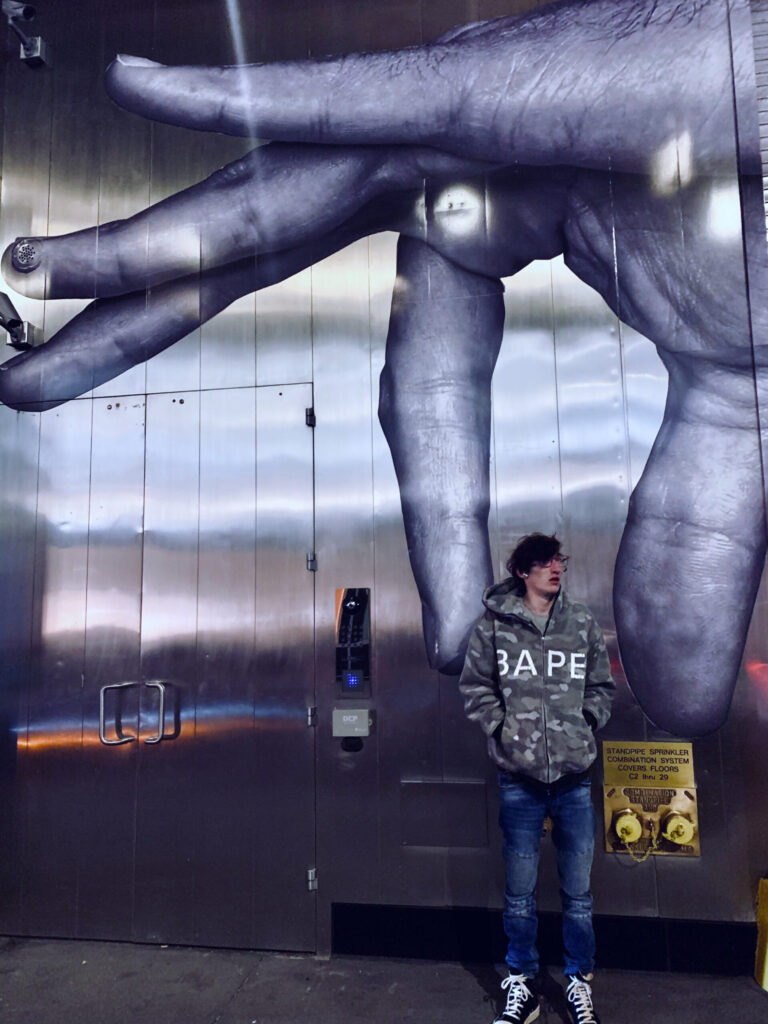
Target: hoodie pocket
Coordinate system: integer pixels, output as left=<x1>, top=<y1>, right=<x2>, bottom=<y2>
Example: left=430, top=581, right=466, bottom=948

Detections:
left=556, top=709, right=597, bottom=772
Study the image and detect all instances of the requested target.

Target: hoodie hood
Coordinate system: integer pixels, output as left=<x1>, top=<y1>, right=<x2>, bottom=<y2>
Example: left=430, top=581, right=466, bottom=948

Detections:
left=482, top=576, right=565, bottom=623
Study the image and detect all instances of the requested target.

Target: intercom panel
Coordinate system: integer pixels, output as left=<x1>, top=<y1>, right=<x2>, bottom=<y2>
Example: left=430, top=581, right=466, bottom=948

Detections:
left=335, top=587, right=371, bottom=697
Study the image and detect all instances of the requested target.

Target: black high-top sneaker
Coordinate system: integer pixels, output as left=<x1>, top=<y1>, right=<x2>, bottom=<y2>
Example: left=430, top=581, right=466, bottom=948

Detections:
left=565, top=972, right=600, bottom=1024
left=493, top=973, right=540, bottom=1024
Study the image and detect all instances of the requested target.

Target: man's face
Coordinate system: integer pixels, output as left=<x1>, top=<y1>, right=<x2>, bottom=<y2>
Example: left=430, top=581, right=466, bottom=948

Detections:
left=522, top=554, right=568, bottom=600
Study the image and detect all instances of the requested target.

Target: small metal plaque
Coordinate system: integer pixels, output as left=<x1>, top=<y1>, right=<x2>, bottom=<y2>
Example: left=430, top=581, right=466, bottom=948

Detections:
left=603, top=741, right=695, bottom=787
left=332, top=708, right=370, bottom=737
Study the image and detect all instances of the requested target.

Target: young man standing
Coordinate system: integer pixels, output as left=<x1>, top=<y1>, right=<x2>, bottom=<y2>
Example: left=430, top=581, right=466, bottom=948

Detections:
left=459, top=533, right=614, bottom=1024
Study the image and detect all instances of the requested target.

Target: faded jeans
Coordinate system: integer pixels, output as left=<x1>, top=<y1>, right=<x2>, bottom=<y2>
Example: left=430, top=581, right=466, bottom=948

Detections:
left=498, top=770, right=596, bottom=977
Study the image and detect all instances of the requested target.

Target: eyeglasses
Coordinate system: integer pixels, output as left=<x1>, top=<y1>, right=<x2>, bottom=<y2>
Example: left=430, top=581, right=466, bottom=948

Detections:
left=531, top=555, right=569, bottom=570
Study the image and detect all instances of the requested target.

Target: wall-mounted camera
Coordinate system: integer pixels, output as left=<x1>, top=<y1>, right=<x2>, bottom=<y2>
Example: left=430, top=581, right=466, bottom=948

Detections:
left=0, top=292, right=39, bottom=350
left=2, top=1, right=49, bottom=68
left=3, top=2, right=36, bottom=19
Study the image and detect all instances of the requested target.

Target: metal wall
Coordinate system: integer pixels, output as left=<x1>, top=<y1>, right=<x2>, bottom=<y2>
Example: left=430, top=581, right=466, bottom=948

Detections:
left=0, top=0, right=766, bottom=953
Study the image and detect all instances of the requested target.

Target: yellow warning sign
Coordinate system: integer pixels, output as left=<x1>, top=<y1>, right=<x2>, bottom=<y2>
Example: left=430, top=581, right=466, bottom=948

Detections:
left=602, top=741, right=695, bottom=788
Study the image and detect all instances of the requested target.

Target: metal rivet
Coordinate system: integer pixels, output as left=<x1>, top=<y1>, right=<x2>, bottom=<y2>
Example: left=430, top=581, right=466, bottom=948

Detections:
left=11, top=239, right=41, bottom=272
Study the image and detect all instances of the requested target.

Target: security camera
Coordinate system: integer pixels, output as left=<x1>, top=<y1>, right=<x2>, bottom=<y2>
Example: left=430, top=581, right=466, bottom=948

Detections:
left=0, top=292, right=23, bottom=330
left=2, top=2, right=36, bottom=21
left=19, top=34, right=46, bottom=66
left=2, top=0, right=48, bottom=68
left=0, top=292, right=37, bottom=350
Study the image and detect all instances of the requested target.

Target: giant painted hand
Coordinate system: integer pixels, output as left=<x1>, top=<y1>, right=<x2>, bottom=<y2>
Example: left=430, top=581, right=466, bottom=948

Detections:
left=1, top=0, right=764, bottom=735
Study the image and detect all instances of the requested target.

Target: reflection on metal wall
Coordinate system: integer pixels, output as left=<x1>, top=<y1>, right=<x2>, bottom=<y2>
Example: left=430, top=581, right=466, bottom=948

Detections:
left=0, top=0, right=766, bottom=951
left=0, top=384, right=316, bottom=947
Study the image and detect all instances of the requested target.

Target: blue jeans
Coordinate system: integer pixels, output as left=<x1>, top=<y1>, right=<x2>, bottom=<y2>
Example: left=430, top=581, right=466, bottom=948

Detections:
left=498, top=771, right=596, bottom=978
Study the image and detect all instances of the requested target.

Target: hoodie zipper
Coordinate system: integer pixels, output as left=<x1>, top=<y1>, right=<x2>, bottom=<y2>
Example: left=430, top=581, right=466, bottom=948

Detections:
left=501, top=602, right=555, bottom=784
left=518, top=614, right=552, bottom=786
left=540, top=622, right=551, bottom=784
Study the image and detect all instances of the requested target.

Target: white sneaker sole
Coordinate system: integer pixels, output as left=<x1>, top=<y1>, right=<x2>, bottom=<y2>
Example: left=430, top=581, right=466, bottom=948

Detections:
left=492, top=1005, right=540, bottom=1024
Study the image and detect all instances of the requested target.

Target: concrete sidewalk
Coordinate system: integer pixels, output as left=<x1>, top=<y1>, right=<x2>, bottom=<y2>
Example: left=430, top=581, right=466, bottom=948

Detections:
left=0, top=935, right=766, bottom=1024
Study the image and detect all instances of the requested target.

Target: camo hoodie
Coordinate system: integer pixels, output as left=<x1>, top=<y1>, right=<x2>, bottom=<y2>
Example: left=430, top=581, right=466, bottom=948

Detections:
left=459, top=579, right=614, bottom=784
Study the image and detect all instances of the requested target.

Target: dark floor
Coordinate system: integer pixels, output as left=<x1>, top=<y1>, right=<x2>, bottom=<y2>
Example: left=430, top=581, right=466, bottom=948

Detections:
left=0, top=936, right=766, bottom=1024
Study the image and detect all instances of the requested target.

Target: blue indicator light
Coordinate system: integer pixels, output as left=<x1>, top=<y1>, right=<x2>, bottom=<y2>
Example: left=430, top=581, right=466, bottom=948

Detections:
left=345, top=673, right=360, bottom=688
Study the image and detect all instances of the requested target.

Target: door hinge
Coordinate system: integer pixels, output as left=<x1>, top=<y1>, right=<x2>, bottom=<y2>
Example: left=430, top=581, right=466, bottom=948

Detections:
left=306, top=552, right=317, bottom=572
left=305, top=407, right=316, bottom=428
left=307, top=867, right=318, bottom=892
left=306, top=706, right=317, bottom=727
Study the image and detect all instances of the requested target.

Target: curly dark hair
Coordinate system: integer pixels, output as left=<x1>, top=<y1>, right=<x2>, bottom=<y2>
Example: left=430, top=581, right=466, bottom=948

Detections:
left=505, top=533, right=561, bottom=596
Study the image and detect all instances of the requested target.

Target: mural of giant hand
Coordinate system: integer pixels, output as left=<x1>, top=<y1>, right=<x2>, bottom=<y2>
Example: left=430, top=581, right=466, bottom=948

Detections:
left=0, top=0, right=764, bottom=736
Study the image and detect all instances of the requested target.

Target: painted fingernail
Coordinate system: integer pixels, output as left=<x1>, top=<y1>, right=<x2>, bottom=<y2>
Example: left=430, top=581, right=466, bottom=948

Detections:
left=115, top=54, right=163, bottom=68
left=11, top=238, right=41, bottom=273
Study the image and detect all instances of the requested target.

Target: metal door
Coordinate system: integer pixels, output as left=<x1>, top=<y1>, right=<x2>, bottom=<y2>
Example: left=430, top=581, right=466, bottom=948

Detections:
left=0, top=383, right=317, bottom=950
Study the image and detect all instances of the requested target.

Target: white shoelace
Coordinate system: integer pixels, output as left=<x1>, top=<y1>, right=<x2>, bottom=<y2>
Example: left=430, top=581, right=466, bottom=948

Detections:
left=566, top=976, right=596, bottom=1024
left=500, top=973, right=533, bottom=1017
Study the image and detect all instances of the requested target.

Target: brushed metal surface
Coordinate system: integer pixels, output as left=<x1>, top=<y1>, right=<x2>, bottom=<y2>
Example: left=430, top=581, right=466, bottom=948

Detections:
left=491, top=261, right=563, bottom=567
left=0, top=382, right=318, bottom=947
left=192, top=384, right=258, bottom=947
left=0, top=0, right=54, bottom=355
left=21, top=399, right=92, bottom=936
left=651, top=192, right=761, bottom=921
left=255, top=270, right=313, bottom=387
left=131, top=390, right=200, bottom=943
left=313, top=238, right=381, bottom=916
left=77, top=396, right=145, bottom=939
left=142, top=3, right=254, bottom=397
left=545, top=249, right=651, bottom=914
left=550, top=251, right=627, bottom=626
left=127, top=384, right=316, bottom=949
left=400, top=780, right=488, bottom=848
left=41, top=0, right=102, bottom=358
left=0, top=404, right=40, bottom=935
left=252, top=381, right=316, bottom=950
left=368, top=230, right=452, bottom=909
left=643, top=41, right=757, bottom=917
left=0, top=0, right=765, bottom=944
left=718, top=0, right=768, bottom=922
left=89, top=5, right=153, bottom=402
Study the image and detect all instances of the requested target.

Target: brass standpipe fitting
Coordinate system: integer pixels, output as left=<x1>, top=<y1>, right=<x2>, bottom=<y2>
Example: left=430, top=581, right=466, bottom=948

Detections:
left=661, top=812, right=696, bottom=846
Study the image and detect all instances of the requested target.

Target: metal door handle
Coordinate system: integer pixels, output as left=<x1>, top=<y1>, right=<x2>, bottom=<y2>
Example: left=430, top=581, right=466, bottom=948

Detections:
left=99, top=682, right=138, bottom=745
left=142, top=681, right=166, bottom=744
